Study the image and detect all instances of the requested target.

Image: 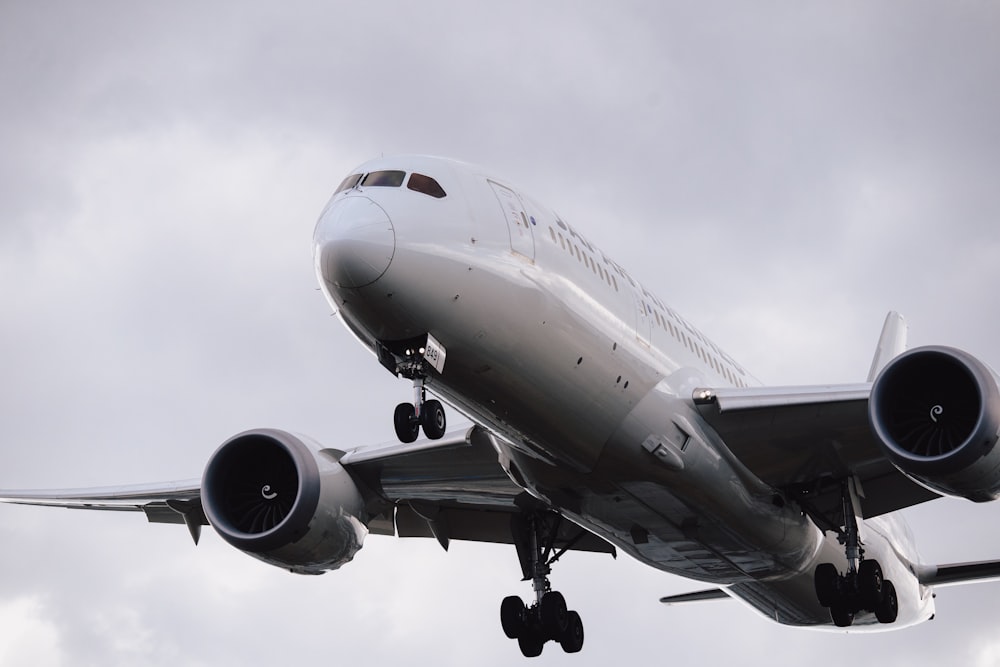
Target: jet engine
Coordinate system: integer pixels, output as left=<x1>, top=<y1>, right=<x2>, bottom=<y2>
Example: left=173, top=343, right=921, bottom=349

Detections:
left=869, top=346, right=1000, bottom=502
left=202, top=428, right=369, bottom=574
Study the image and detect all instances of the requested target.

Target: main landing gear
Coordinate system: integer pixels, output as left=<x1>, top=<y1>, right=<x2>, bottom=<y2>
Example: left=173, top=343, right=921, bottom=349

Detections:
left=500, top=512, right=585, bottom=658
left=813, top=481, right=898, bottom=627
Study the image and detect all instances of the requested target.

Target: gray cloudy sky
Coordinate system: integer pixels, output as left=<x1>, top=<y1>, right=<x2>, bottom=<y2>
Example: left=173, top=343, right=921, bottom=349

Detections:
left=2, top=2, right=1000, bottom=665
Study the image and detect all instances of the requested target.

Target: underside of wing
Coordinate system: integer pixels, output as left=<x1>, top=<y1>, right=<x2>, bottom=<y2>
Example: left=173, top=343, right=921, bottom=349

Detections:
left=342, top=426, right=615, bottom=556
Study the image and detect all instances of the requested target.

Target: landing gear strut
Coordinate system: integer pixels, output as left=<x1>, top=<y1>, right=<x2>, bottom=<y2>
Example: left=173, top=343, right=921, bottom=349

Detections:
left=813, top=480, right=899, bottom=626
left=500, top=512, right=585, bottom=657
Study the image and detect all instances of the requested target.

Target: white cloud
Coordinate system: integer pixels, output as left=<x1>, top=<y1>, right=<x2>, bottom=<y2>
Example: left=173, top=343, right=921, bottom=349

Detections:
left=0, top=596, right=63, bottom=667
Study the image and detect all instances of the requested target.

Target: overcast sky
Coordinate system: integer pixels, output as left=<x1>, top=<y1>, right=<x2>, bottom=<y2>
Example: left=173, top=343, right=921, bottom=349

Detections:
left=2, top=2, right=1000, bottom=665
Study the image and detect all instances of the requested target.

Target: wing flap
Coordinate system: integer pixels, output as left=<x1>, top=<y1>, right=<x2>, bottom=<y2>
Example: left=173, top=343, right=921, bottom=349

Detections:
left=659, top=588, right=730, bottom=604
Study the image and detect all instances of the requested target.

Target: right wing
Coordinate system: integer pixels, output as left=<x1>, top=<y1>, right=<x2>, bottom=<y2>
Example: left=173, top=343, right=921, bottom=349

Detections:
left=0, top=425, right=615, bottom=558
left=693, top=383, right=940, bottom=525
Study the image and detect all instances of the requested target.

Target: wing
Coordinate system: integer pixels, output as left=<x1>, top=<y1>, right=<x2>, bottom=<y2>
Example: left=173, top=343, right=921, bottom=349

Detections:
left=918, top=560, right=1000, bottom=587
left=0, top=480, right=206, bottom=543
left=0, top=426, right=614, bottom=558
left=690, top=311, right=941, bottom=527
left=692, top=383, right=939, bottom=526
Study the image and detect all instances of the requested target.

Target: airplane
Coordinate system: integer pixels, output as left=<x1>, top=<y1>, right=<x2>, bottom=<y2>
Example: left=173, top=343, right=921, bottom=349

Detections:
left=4, top=154, right=1000, bottom=658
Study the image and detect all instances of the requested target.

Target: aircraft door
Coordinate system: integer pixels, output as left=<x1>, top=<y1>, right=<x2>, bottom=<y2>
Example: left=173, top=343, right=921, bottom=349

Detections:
left=488, top=180, right=535, bottom=260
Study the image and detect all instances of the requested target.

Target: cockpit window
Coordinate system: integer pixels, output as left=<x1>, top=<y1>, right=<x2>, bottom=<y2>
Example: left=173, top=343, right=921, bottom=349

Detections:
left=407, top=172, right=447, bottom=198
left=335, top=173, right=362, bottom=193
left=361, top=170, right=406, bottom=187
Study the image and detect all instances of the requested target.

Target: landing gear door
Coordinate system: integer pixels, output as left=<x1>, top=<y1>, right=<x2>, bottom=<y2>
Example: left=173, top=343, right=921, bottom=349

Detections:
left=489, top=180, right=535, bottom=261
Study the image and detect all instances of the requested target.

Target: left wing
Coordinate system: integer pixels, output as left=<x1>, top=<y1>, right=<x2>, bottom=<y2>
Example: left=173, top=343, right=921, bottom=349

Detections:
left=691, top=311, right=952, bottom=526
left=692, top=383, right=940, bottom=524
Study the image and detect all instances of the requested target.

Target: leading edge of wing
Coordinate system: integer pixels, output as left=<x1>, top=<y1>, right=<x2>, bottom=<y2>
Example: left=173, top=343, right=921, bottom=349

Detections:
left=0, top=479, right=202, bottom=509
left=339, top=426, right=478, bottom=466
left=693, top=383, right=871, bottom=412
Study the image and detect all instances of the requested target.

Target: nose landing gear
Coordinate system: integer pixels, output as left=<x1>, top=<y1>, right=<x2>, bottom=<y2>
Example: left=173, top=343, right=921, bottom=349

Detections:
left=500, top=512, right=585, bottom=657
left=379, top=336, right=448, bottom=443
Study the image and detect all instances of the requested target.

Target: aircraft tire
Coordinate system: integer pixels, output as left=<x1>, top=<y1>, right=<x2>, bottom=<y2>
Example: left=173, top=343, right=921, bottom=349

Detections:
left=518, top=633, right=544, bottom=658
left=421, top=399, right=447, bottom=439
left=875, top=580, right=898, bottom=624
left=858, top=560, right=884, bottom=611
left=540, top=591, right=569, bottom=638
left=501, top=596, right=527, bottom=639
left=830, top=603, right=854, bottom=628
left=393, top=403, right=419, bottom=443
left=814, top=563, right=839, bottom=607
left=559, top=610, right=584, bottom=653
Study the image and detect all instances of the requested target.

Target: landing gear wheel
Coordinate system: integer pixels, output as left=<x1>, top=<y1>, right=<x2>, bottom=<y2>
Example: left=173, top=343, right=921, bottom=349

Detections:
left=421, top=399, right=447, bottom=439
left=540, top=591, right=569, bottom=639
left=500, top=596, right=527, bottom=639
left=393, top=403, right=419, bottom=443
left=830, top=603, right=855, bottom=628
left=875, top=580, right=898, bottom=623
left=814, top=563, right=839, bottom=607
left=517, top=632, right=544, bottom=658
left=559, top=610, right=584, bottom=653
left=858, top=559, right=884, bottom=611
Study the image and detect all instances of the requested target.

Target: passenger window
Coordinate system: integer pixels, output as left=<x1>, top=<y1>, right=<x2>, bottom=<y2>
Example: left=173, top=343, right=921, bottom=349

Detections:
left=335, top=173, right=362, bottom=193
left=362, top=170, right=406, bottom=187
left=407, top=173, right=447, bottom=198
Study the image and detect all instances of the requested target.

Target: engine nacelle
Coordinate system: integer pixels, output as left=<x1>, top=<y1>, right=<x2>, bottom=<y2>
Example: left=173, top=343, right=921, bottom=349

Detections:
left=202, top=428, right=368, bottom=574
left=869, top=346, right=1000, bottom=501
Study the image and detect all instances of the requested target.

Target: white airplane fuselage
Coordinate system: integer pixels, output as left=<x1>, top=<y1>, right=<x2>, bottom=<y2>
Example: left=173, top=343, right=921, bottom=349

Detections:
left=312, top=155, right=935, bottom=629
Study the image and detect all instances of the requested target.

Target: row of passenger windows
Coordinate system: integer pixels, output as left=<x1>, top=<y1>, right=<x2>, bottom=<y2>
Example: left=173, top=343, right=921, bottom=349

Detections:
left=647, top=305, right=749, bottom=388
left=549, top=226, right=620, bottom=291
left=334, top=170, right=447, bottom=199
left=546, top=224, right=750, bottom=388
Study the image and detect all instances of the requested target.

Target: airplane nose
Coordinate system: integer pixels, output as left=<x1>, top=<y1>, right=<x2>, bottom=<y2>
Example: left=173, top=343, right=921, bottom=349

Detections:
left=315, top=196, right=395, bottom=289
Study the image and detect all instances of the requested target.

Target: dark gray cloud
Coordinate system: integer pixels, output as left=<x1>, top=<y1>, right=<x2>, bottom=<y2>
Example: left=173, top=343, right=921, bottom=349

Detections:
left=2, top=1, right=1000, bottom=665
